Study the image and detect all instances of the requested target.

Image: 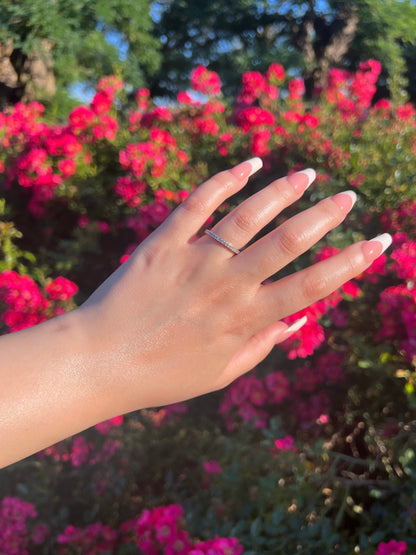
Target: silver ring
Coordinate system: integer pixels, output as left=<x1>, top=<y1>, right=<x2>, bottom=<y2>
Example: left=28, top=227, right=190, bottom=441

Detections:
left=204, top=230, right=241, bottom=255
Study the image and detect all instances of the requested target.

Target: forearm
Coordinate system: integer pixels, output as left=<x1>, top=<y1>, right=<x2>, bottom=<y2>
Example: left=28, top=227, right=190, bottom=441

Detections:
left=0, top=310, right=109, bottom=468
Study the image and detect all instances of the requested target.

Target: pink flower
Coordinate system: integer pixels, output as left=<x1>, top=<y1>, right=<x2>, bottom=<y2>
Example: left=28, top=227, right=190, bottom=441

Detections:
left=191, top=536, right=243, bottom=554
left=95, top=415, right=124, bottom=434
left=177, top=91, right=193, bottom=104
left=91, top=90, right=114, bottom=114
left=57, top=158, right=76, bottom=178
left=190, top=65, right=222, bottom=96
left=288, top=78, right=305, bottom=99
left=45, top=276, right=78, bottom=301
left=265, top=371, right=290, bottom=403
left=203, top=460, right=222, bottom=475
left=70, top=435, right=92, bottom=467
left=266, top=63, right=285, bottom=84
left=115, top=176, right=146, bottom=207
left=69, top=105, right=95, bottom=130
left=238, top=71, right=267, bottom=104
left=251, top=129, right=272, bottom=156
left=0, top=497, right=38, bottom=555
left=274, top=435, right=297, bottom=452
left=375, top=539, right=407, bottom=555
left=31, top=523, right=49, bottom=544
left=58, top=521, right=117, bottom=553
left=237, top=106, right=275, bottom=132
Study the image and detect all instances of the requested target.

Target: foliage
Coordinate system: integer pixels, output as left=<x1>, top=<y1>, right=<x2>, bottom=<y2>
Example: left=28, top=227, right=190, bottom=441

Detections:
left=1, top=61, right=416, bottom=552
left=150, top=0, right=416, bottom=102
left=0, top=0, right=161, bottom=107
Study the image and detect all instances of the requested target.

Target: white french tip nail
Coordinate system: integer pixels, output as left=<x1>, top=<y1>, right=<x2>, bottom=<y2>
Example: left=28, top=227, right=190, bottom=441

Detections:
left=246, top=157, right=263, bottom=177
left=295, top=168, right=316, bottom=189
left=343, top=190, right=358, bottom=206
left=369, top=233, right=392, bottom=254
left=286, top=315, right=307, bottom=334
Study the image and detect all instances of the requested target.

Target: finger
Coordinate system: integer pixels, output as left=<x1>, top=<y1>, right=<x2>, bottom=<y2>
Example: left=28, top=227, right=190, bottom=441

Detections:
left=166, top=157, right=263, bottom=240
left=233, top=191, right=357, bottom=282
left=255, top=234, right=392, bottom=327
left=199, top=169, right=316, bottom=258
left=221, top=317, right=307, bottom=384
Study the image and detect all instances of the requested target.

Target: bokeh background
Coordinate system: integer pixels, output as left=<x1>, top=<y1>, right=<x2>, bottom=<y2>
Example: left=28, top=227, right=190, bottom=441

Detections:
left=1, top=1, right=416, bottom=553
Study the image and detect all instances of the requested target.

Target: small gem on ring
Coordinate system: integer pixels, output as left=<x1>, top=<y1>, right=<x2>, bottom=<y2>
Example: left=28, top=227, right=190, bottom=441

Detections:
left=204, top=230, right=241, bottom=255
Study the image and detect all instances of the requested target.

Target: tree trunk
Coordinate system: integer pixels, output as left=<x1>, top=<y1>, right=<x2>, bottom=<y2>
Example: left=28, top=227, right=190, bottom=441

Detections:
left=294, top=6, right=359, bottom=98
left=0, top=39, right=56, bottom=109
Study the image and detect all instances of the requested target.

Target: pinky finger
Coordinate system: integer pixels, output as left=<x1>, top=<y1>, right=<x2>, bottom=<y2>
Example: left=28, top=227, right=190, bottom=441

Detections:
left=257, top=233, right=392, bottom=326
left=221, top=317, right=307, bottom=385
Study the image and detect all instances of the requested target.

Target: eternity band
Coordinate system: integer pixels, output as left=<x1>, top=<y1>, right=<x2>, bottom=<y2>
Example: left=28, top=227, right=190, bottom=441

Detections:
left=204, top=230, right=241, bottom=255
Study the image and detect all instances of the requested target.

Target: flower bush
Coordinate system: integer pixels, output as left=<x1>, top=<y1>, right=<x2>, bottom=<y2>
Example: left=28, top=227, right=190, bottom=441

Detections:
left=1, top=60, right=416, bottom=553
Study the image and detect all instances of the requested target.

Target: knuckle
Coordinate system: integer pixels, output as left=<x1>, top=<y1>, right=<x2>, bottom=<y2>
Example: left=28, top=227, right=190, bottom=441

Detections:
left=211, top=171, right=239, bottom=194
left=319, top=198, right=343, bottom=223
left=180, top=191, right=208, bottom=217
left=232, top=206, right=259, bottom=234
left=275, top=224, right=304, bottom=257
left=271, top=178, right=294, bottom=202
left=301, top=272, right=331, bottom=301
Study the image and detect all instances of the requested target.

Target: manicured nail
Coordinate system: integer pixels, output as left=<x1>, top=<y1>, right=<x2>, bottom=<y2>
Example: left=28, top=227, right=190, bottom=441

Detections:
left=362, top=233, right=392, bottom=260
left=295, top=168, right=316, bottom=190
left=247, top=157, right=263, bottom=176
left=285, top=316, right=307, bottom=334
left=289, top=168, right=316, bottom=193
left=332, top=190, right=357, bottom=213
left=231, top=157, right=263, bottom=180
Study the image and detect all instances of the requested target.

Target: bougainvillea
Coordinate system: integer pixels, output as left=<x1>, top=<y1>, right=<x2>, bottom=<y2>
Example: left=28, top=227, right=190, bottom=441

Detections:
left=1, top=59, right=416, bottom=553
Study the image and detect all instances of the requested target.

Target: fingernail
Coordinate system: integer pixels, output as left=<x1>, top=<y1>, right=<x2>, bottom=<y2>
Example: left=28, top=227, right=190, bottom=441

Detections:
left=361, top=233, right=392, bottom=260
left=285, top=315, right=307, bottom=334
left=231, top=157, right=263, bottom=180
left=332, top=190, right=357, bottom=213
left=296, top=168, right=316, bottom=189
left=290, top=168, right=316, bottom=193
left=247, top=157, right=263, bottom=176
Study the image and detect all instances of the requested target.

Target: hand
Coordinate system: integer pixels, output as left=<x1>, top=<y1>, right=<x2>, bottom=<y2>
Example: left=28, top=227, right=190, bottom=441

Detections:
left=77, top=158, right=391, bottom=415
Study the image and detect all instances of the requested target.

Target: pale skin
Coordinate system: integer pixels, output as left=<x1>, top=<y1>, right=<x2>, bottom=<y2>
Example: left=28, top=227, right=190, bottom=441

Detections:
left=0, top=158, right=391, bottom=468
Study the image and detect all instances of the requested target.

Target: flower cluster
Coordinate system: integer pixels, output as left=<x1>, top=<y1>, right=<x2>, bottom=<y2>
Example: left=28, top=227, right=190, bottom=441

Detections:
left=326, top=59, right=382, bottom=118
left=2, top=59, right=416, bottom=551
left=0, top=497, right=48, bottom=555
left=375, top=539, right=408, bottom=555
left=219, top=371, right=290, bottom=430
left=190, top=65, right=222, bottom=96
left=57, top=522, right=117, bottom=554
left=220, top=349, right=345, bottom=430
left=1, top=77, right=122, bottom=216
left=0, top=270, right=78, bottom=332
left=121, top=504, right=242, bottom=555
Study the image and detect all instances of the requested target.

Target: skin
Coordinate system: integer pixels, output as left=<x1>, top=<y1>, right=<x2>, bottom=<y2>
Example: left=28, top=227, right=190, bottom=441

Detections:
left=0, top=160, right=390, bottom=468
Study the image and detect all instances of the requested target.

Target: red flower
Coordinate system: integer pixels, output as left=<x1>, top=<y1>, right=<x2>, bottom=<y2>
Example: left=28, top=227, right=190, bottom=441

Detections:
left=266, top=63, right=285, bottom=84
left=274, top=435, right=296, bottom=452
left=190, top=65, right=221, bottom=96
left=91, top=90, right=114, bottom=114
left=69, top=105, right=95, bottom=130
left=58, top=158, right=76, bottom=178
left=45, top=276, right=78, bottom=301
left=236, top=107, right=275, bottom=132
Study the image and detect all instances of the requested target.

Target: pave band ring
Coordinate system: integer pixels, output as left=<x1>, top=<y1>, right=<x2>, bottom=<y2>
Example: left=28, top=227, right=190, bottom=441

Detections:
left=204, top=230, right=241, bottom=255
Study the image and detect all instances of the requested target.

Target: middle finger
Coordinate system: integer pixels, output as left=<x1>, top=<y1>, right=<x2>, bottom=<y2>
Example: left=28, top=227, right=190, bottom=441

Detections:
left=200, top=169, right=316, bottom=257
left=232, top=191, right=357, bottom=282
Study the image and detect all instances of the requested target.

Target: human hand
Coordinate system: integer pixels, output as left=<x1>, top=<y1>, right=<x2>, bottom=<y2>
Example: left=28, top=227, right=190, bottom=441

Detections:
left=77, top=159, right=391, bottom=415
